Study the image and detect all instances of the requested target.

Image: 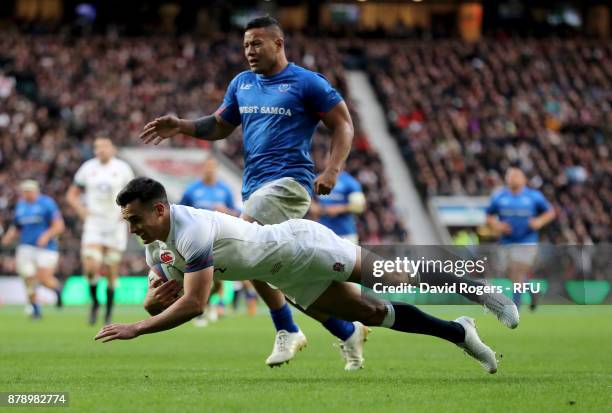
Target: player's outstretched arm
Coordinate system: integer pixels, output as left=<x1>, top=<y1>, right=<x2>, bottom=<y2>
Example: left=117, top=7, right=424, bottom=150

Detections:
left=139, top=114, right=236, bottom=145
left=315, top=101, right=354, bottom=195
left=94, top=267, right=213, bottom=342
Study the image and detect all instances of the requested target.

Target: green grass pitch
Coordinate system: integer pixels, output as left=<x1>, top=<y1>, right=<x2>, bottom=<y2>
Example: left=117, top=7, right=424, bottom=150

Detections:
left=1, top=305, right=611, bottom=412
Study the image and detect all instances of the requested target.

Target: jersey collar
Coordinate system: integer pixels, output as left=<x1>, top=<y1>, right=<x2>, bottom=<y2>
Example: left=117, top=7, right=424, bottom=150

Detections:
left=256, top=62, right=293, bottom=83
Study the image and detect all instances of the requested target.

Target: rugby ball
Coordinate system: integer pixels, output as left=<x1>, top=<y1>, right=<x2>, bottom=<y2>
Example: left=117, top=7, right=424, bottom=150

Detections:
left=148, top=263, right=185, bottom=288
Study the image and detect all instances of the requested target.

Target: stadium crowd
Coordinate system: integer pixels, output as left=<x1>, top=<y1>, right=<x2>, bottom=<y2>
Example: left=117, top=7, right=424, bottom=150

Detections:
left=368, top=37, right=611, bottom=243
left=0, top=30, right=406, bottom=277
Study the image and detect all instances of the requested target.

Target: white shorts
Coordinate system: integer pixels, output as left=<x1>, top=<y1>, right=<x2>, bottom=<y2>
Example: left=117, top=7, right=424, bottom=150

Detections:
left=269, top=220, right=358, bottom=309
left=15, top=245, right=59, bottom=278
left=501, top=244, right=538, bottom=267
left=82, top=217, right=128, bottom=251
left=341, top=234, right=359, bottom=244
left=242, top=177, right=311, bottom=225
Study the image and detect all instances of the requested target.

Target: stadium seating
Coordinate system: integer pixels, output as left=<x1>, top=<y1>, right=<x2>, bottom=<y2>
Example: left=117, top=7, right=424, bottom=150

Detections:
left=0, top=31, right=406, bottom=277
left=366, top=37, right=611, bottom=243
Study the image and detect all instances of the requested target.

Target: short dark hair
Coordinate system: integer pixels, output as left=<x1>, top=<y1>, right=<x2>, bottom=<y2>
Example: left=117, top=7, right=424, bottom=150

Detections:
left=245, top=16, right=283, bottom=36
left=116, top=177, right=168, bottom=207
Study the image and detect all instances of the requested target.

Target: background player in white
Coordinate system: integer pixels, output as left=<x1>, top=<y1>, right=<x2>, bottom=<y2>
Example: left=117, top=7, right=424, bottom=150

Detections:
left=95, top=177, right=518, bottom=375
left=1, top=180, right=65, bottom=318
left=66, top=137, right=135, bottom=325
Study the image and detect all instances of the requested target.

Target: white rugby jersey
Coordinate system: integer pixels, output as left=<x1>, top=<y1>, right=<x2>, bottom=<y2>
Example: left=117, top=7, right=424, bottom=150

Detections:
left=145, top=205, right=299, bottom=287
left=74, top=157, right=135, bottom=221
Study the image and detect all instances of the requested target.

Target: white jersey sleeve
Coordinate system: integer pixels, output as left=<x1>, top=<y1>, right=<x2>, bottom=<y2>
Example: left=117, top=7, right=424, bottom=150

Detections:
left=145, top=247, right=155, bottom=268
left=73, top=161, right=89, bottom=188
left=173, top=206, right=215, bottom=273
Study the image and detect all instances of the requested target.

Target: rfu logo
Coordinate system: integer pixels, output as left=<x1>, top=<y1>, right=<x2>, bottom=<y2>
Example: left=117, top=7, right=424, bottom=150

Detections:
left=240, top=83, right=254, bottom=90
left=160, top=250, right=175, bottom=264
left=278, top=83, right=291, bottom=93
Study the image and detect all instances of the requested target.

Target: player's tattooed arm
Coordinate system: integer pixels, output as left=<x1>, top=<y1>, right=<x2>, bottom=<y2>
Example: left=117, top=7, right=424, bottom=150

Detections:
left=140, top=114, right=236, bottom=145
left=193, top=115, right=218, bottom=138
left=183, top=114, right=236, bottom=141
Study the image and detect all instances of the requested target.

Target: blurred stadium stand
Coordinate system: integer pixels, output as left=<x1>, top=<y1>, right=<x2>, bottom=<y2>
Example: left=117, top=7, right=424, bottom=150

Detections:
left=0, top=0, right=610, bottom=283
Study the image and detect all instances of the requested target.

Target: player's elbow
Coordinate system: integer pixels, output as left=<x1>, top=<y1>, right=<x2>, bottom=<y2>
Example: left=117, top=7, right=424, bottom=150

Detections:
left=340, top=120, right=354, bottom=142
left=143, top=301, right=160, bottom=316
left=183, top=297, right=205, bottom=318
left=143, top=299, right=162, bottom=316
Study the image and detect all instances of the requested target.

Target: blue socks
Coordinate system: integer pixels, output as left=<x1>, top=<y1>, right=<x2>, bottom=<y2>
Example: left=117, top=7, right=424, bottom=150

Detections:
left=270, top=303, right=357, bottom=341
left=323, top=318, right=356, bottom=341
left=270, top=303, right=299, bottom=333
left=31, top=303, right=41, bottom=317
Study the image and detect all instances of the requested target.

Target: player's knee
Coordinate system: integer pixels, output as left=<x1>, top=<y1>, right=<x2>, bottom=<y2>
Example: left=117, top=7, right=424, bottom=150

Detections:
left=103, top=250, right=122, bottom=266
left=82, top=248, right=103, bottom=265
left=358, top=301, right=386, bottom=326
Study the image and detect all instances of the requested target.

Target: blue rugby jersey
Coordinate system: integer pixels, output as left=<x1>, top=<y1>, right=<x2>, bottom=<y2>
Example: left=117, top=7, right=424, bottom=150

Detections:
left=13, top=194, right=62, bottom=250
left=486, top=187, right=552, bottom=244
left=318, top=171, right=362, bottom=237
left=179, top=180, right=236, bottom=212
left=216, top=63, right=343, bottom=200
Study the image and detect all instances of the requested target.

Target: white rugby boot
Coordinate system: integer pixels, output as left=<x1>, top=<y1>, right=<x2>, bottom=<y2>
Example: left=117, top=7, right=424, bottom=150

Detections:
left=478, top=289, right=520, bottom=329
left=338, top=322, right=371, bottom=371
left=455, top=316, right=498, bottom=374
left=266, top=329, right=308, bottom=367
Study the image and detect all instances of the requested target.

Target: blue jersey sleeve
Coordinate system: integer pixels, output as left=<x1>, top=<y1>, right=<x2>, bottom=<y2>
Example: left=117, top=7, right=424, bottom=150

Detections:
left=486, top=194, right=500, bottom=215
left=223, top=185, right=235, bottom=211
left=179, top=185, right=194, bottom=207
left=13, top=208, right=21, bottom=229
left=216, top=75, right=241, bottom=126
left=177, top=222, right=214, bottom=273
left=44, top=197, right=62, bottom=222
left=347, top=174, right=362, bottom=194
left=303, top=72, right=343, bottom=116
left=533, top=190, right=552, bottom=214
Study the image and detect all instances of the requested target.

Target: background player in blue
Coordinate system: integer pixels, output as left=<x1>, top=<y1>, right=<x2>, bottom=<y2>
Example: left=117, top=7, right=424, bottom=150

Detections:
left=139, top=16, right=366, bottom=370
left=311, top=170, right=366, bottom=244
left=180, top=156, right=240, bottom=325
left=486, top=166, right=556, bottom=309
left=180, top=157, right=238, bottom=216
left=1, top=180, right=65, bottom=318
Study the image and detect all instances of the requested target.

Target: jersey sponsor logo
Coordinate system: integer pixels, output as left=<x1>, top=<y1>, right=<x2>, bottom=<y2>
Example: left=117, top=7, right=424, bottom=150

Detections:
left=240, top=83, right=254, bottom=90
left=278, top=83, right=291, bottom=93
left=160, top=250, right=175, bottom=264
left=239, top=106, right=292, bottom=117
left=214, top=267, right=227, bottom=274
left=333, top=262, right=346, bottom=272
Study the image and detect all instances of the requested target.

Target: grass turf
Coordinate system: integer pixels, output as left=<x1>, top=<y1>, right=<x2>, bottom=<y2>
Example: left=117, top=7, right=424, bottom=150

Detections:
left=1, top=305, right=611, bottom=413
